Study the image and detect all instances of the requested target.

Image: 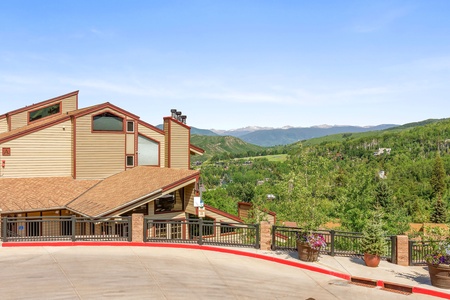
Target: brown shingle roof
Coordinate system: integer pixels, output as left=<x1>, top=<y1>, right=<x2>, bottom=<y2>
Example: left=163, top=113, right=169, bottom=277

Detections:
left=0, top=177, right=100, bottom=213
left=67, top=166, right=199, bottom=217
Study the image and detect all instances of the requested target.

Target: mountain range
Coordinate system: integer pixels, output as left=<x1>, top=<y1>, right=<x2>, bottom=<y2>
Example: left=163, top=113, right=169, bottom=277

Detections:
left=189, top=124, right=399, bottom=146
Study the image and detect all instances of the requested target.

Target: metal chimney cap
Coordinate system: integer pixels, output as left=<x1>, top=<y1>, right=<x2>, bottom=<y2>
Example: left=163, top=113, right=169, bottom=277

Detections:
left=171, top=109, right=177, bottom=113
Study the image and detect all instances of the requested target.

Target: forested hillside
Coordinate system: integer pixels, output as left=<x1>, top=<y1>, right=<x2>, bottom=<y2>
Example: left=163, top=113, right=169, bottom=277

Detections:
left=198, top=119, right=450, bottom=234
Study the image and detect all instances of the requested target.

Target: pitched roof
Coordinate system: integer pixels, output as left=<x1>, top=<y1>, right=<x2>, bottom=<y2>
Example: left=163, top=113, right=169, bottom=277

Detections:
left=0, top=167, right=199, bottom=217
left=0, top=177, right=100, bottom=213
left=67, top=166, right=199, bottom=217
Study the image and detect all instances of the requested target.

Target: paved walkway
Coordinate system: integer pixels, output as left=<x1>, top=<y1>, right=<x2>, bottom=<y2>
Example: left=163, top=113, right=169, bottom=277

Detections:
left=0, top=244, right=446, bottom=299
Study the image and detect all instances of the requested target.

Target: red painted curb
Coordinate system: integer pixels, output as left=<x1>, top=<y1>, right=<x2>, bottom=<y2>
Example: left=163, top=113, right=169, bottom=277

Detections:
left=3, top=242, right=450, bottom=299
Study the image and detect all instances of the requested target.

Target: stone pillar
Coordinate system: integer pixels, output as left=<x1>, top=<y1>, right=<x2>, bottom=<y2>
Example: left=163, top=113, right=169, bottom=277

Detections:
left=132, top=213, right=144, bottom=243
left=260, top=221, right=272, bottom=251
left=396, top=235, right=409, bottom=266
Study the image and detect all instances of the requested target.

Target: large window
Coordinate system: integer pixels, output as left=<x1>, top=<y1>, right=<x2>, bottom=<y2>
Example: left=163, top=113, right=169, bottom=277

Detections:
left=93, top=112, right=123, bottom=131
left=138, top=135, right=159, bottom=165
left=154, top=189, right=184, bottom=213
left=29, top=103, right=60, bottom=122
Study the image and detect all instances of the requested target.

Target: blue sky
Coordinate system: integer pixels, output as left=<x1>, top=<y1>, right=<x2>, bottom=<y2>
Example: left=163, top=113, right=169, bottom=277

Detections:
left=1, top=1, right=449, bottom=130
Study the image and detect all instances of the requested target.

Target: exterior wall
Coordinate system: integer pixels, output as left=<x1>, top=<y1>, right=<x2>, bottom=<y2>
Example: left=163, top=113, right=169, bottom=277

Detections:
left=184, top=183, right=196, bottom=216
left=166, top=119, right=190, bottom=169
left=0, top=117, right=7, bottom=134
left=126, top=134, right=135, bottom=155
left=138, top=123, right=165, bottom=167
left=75, top=111, right=125, bottom=179
left=9, top=94, right=78, bottom=131
left=0, top=120, right=72, bottom=177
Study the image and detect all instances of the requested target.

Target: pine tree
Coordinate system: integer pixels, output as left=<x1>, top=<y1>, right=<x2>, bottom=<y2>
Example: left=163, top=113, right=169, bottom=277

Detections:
left=430, top=152, right=446, bottom=198
left=361, top=209, right=387, bottom=256
left=430, top=195, right=447, bottom=223
left=375, top=181, right=392, bottom=207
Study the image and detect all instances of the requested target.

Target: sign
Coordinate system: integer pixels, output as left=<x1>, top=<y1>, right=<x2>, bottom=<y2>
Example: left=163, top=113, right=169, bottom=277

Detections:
left=2, top=148, right=11, bottom=156
left=194, top=196, right=204, bottom=208
left=198, top=207, right=206, bottom=218
left=18, top=225, right=24, bottom=231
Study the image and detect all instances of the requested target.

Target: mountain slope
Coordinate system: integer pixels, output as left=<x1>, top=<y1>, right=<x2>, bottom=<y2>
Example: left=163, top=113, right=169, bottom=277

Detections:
left=190, top=135, right=264, bottom=162
left=239, top=124, right=398, bottom=146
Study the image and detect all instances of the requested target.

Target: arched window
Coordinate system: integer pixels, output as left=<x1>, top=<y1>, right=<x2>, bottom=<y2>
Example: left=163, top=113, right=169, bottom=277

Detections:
left=93, top=112, right=123, bottom=131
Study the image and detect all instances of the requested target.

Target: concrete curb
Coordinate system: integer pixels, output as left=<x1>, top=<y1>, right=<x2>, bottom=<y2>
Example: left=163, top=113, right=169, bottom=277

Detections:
left=3, top=241, right=450, bottom=299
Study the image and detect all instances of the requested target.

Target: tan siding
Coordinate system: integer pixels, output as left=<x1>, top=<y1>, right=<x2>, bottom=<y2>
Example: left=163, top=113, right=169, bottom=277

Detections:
left=0, top=117, right=7, bottom=133
left=138, top=124, right=165, bottom=167
left=75, top=112, right=125, bottom=179
left=184, top=184, right=196, bottom=215
left=126, top=134, right=135, bottom=155
left=9, top=111, right=27, bottom=130
left=9, top=94, right=77, bottom=130
left=169, top=121, right=189, bottom=169
left=0, top=120, right=72, bottom=177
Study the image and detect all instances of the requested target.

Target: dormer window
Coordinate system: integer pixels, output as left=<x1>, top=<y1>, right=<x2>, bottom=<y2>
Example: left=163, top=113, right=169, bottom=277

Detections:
left=93, top=112, right=123, bottom=131
left=29, top=103, right=61, bottom=122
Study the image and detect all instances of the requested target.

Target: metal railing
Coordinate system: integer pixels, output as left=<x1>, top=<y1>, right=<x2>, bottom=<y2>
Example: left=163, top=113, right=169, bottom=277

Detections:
left=272, top=225, right=395, bottom=261
left=409, top=240, right=436, bottom=266
left=1, top=216, right=131, bottom=242
left=144, top=218, right=260, bottom=248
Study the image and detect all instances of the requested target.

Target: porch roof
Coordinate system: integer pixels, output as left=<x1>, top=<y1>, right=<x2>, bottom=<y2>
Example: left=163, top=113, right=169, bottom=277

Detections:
left=67, top=166, right=199, bottom=217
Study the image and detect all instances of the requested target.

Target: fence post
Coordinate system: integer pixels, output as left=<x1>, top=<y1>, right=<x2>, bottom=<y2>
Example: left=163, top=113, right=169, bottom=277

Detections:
left=390, top=235, right=397, bottom=264
left=198, top=218, right=203, bottom=245
left=330, top=230, right=335, bottom=256
left=2, top=217, right=7, bottom=243
left=255, top=223, right=260, bottom=249
left=71, top=215, right=76, bottom=242
left=396, top=235, right=409, bottom=266
left=408, top=240, right=413, bottom=266
left=132, top=214, right=144, bottom=242
left=271, top=225, right=277, bottom=250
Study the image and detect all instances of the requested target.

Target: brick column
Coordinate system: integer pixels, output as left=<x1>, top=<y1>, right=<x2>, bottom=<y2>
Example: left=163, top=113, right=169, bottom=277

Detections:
left=396, top=235, right=409, bottom=266
left=260, top=221, right=272, bottom=251
left=132, top=213, right=144, bottom=243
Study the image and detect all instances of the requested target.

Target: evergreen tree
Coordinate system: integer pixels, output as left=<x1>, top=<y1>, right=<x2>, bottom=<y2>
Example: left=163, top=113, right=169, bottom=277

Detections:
left=430, top=195, right=447, bottom=223
left=361, top=209, right=387, bottom=256
left=430, top=152, right=446, bottom=198
left=375, top=181, right=392, bottom=207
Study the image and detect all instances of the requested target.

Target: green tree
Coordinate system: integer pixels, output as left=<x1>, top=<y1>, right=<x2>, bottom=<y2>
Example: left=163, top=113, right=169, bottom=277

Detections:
left=430, top=195, right=447, bottom=223
left=375, top=181, right=392, bottom=207
left=431, top=152, right=446, bottom=198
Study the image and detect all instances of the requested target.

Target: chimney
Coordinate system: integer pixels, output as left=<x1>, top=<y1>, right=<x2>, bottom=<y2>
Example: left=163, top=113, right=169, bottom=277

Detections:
left=181, top=115, right=187, bottom=124
left=171, top=109, right=177, bottom=119
left=176, top=111, right=182, bottom=122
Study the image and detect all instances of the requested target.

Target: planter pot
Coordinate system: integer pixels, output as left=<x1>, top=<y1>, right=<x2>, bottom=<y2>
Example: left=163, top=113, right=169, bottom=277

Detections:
left=428, top=263, right=450, bottom=289
left=364, top=253, right=381, bottom=267
left=297, top=241, right=319, bottom=262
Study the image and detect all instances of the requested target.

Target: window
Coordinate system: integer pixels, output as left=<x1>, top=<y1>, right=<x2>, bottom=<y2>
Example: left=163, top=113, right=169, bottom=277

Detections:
left=93, top=112, right=123, bottom=131
left=126, top=156, right=134, bottom=167
left=154, top=190, right=184, bottom=213
left=127, top=121, right=134, bottom=132
left=138, top=135, right=159, bottom=165
left=29, top=103, right=60, bottom=122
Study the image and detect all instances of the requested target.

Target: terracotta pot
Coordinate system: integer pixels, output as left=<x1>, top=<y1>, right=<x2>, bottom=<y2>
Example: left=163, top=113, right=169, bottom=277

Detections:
left=364, top=253, right=381, bottom=267
left=428, top=263, right=450, bottom=289
left=297, top=241, right=319, bottom=262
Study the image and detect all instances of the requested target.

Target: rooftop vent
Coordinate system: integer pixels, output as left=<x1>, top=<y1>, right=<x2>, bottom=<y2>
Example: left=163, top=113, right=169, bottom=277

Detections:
left=170, top=109, right=187, bottom=124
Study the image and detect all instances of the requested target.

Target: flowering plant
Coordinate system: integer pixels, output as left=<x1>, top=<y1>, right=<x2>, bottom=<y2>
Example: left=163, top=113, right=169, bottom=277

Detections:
left=297, top=231, right=327, bottom=250
left=425, top=239, right=450, bottom=266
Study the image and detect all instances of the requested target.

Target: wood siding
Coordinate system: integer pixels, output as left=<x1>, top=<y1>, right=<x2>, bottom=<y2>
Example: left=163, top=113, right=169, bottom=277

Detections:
left=138, top=124, right=165, bottom=167
left=0, top=120, right=72, bottom=177
left=168, top=120, right=189, bottom=169
left=9, top=94, right=78, bottom=130
left=75, top=112, right=125, bottom=179
left=126, top=134, right=135, bottom=155
left=0, top=117, right=7, bottom=133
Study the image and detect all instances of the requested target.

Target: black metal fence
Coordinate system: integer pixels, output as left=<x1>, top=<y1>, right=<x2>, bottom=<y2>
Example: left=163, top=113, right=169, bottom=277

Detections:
left=1, top=216, right=131, bottom=242
left=272, top=225, right=395, bottom=261
left=409, top=240, right=436, bottom=266
left=144, top=218, right=260, bottom=248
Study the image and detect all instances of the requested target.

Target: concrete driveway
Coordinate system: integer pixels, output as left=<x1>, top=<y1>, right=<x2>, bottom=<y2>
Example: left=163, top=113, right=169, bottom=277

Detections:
left=0, top=246, right=436, bottom=299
